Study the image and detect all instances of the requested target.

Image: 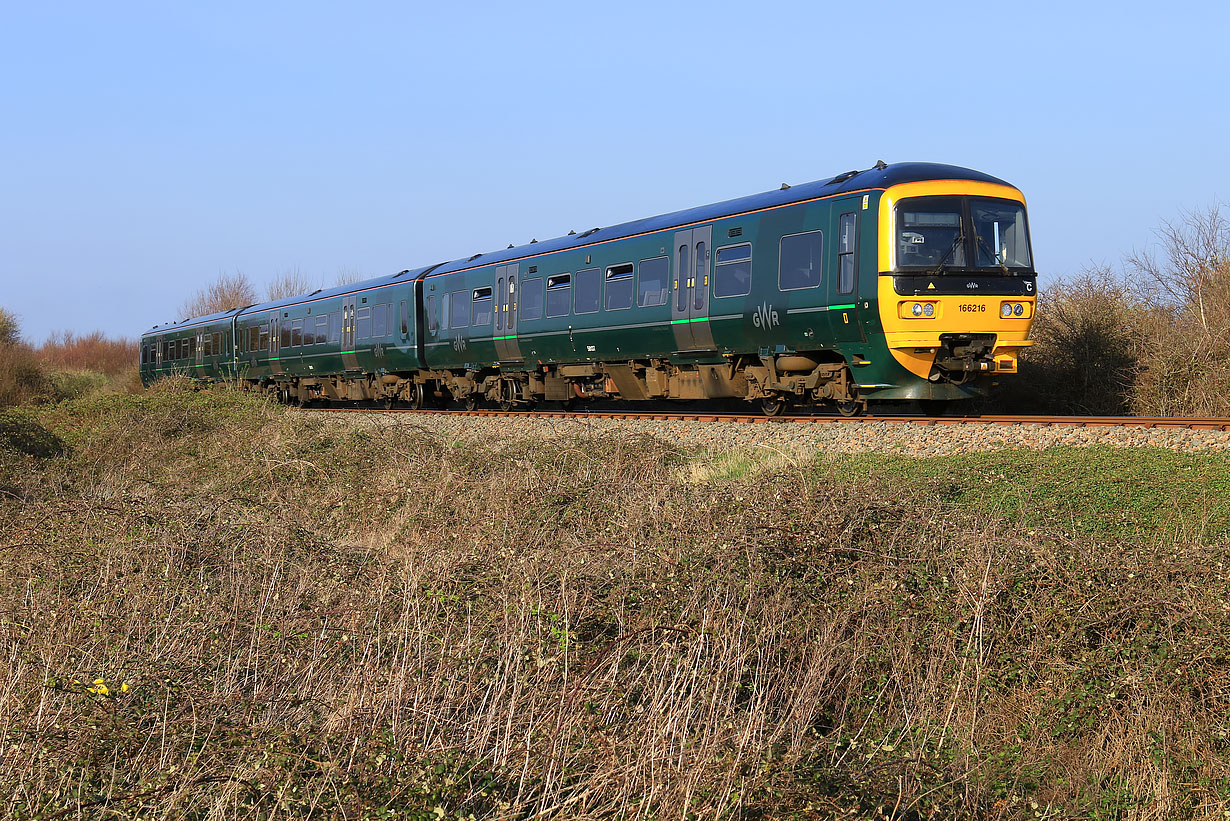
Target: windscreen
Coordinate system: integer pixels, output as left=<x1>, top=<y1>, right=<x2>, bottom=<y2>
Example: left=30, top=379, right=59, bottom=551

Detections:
left=895, top=196, right=1032, bottom=274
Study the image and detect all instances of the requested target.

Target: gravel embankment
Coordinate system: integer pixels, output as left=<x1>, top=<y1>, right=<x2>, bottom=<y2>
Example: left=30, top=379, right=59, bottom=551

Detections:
left=331, top=413, right=1230, bottom=457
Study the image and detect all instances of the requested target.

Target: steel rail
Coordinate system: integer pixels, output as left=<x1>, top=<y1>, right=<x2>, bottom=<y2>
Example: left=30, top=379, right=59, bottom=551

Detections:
left=300, top=406, right=1230, bottom=430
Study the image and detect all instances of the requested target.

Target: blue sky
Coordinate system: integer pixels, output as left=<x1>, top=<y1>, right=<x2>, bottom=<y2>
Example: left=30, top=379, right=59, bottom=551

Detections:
left=2, top=0, right=1227, bottom=342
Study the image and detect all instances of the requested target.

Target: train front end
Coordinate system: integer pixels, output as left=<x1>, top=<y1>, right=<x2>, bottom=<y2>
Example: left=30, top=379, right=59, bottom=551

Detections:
left=873, top=178, right=1036, bottom=401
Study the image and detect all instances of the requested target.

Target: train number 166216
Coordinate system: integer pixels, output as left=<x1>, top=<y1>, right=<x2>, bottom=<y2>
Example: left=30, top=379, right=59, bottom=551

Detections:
left=958, top=304, right=986, bottom=313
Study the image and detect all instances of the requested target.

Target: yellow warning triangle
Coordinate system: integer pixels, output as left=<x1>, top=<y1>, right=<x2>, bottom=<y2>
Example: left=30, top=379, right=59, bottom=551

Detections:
left=927, top=282, right=936, bottom=289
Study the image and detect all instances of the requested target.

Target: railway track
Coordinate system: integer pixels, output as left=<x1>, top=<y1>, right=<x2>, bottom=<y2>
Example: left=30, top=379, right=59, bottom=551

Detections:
left=302, top=406, right=1230, bottom=431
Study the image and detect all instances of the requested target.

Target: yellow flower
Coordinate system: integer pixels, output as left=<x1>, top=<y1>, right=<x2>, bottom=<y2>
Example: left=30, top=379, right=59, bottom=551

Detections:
left=121, top=682, right=130, bottom=693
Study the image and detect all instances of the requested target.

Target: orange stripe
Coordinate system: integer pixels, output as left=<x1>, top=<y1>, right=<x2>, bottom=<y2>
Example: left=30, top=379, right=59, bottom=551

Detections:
left=423, top=185, right=887, bottom=281
left=152, top=183, right=886, bottom=332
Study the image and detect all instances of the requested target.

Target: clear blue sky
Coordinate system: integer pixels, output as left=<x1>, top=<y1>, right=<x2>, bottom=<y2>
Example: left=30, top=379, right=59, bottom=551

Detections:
left=2, top=0, right=1227, bottom=342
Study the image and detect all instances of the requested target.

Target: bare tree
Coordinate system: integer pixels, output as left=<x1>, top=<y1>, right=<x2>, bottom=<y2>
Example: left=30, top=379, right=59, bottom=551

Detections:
left=1127, top=204, right=1230, bottom=332
left=179, top=272, right=258, bottom=320
left=265, top=267, right=315, bottom=302
left=334, top=266, right=367, bottom=286
left=1125, top=203, right=1230, bottom=415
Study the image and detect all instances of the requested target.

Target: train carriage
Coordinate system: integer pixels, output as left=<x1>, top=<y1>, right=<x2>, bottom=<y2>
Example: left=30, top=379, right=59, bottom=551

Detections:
left=141, top=161, right=1036, bottom=414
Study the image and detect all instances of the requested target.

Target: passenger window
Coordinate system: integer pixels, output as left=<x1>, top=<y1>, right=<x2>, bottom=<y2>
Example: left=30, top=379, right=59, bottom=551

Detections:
left=604, top=264, right=634, bottom=310
left=574, top=268, right=600, bottom=314
left=496, top=278, right=504, bottom=331
left=372, top=304, right=387, bottom=337
left=715, top=245, right=752, bottom=298
left=188, top=336, right=197, bottom=357
left=316, top=316, right=329, bottom=344
left=677, top=245, right=689, bottom=311
left=259, top=324, right=269, bottom=351
left=521, top=277, right=543, bottom=321
left=637, top=257, right=669, bottom=307
left=449, top=290, right=470, bottom=329
left=355, top=307, right=371, bottom=340
left=291, top=319, right=304, bottom=347
left=280, top=323, right=291, bottom=350
left=546, top=275, right=571, bottom=318
left=779, top=230, right=823, bottom=290
left=694, top=241, right=707, bottom=311
left=471, top=287, right=493, bottom=326
left=838, top=213, right=856, bottom=295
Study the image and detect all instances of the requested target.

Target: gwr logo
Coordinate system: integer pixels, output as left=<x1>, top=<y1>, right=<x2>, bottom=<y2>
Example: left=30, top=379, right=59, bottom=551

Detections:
left=451, top=336, right=467, bottom=352
left=752, top=302, right=780, bottom=329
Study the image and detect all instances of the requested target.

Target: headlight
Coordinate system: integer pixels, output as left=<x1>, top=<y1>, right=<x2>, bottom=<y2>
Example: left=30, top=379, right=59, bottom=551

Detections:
left=922, top=303, right=934, bottom=317
left=1000, top=303, right=1013, bottom=318
left=911, top=303, right=923, bottom=317
left=1013, top=303, right=1025, bottom=316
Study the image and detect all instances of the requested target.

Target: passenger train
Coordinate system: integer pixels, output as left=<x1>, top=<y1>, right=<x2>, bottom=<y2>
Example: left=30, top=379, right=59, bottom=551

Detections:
left=140, top=161, right=1037, bottom=415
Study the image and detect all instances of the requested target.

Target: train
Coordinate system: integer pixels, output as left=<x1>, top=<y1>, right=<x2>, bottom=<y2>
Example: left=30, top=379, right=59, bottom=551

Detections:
left=139, top=161, right=1037, bottom=416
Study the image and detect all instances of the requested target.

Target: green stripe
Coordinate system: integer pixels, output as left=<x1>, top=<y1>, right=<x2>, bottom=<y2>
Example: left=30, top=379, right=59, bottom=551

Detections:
left=670, top=317, right=710, bottom=325
left=829, top=303, right=856, bottom=310
left=268, top=357, right=281, bottom=361
left=341, top=350, right=357, bottom=354
left=492, top=335, right=517, bottom=341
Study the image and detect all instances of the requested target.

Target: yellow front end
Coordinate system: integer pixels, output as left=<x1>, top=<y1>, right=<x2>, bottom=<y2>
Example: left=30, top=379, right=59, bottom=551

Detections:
left=876, top=180, right=1036, bottom=381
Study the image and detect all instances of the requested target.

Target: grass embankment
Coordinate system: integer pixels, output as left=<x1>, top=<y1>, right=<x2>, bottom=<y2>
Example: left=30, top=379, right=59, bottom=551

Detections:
left=1, top=388, right=1227, bottom=819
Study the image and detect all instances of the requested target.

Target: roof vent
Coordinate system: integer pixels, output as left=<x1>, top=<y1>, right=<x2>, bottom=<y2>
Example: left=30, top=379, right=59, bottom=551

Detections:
left=780, top=182, right=790, bottom=190
left=826, top=169, right=860, bottom=185
left=578, top=227, right=600, bottom=238
left=310, top=289, right=322, bottom=295
left=530, top=238, right=538, bottom=244
left=469, top=253, right=483, bottom=261
left=568, top=229, right=576, bottom=235
left=874, top=159, right=888, bottom=170
left=508, top=243, right=514, bottom=249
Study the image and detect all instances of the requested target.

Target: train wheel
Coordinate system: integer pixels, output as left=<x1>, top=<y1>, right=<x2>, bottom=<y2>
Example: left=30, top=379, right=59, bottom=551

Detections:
left=407, top=383, right=425, bottom=411
left=760, top=397, right=788, bottom=417
left=463, top=395, right=479, bottom=411
left=836, top=399, right=865, bottom=417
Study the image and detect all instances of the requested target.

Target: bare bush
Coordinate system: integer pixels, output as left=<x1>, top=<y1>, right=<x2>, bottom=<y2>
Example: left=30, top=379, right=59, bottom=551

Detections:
left=266, top=267, right=315, bottom=301
left=36, top=330, right=137, bottom=376
left=1126, top=205, right=1230, bottom=415
left=0, top=309, right=45, bottom=407
left=179, top=271, right=258, bottom=320
left=0, top=307, right=21, bottom=347
left=1005, top=270, right=1144, bottom=414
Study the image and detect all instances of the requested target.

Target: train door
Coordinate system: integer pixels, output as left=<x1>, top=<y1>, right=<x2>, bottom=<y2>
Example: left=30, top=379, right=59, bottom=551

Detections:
left=341, top=296, right=360, bottom=371
left=195, top=332, right=204, bottom=368
left=494, top=264, right=523, bottom=362
left=671, top=226, right=716, bottom=351
left=828, top=201, right=866, bottom=343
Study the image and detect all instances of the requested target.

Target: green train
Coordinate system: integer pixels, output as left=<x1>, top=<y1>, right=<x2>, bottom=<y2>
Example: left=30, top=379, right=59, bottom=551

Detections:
left=140, top=162, right=1037, bottom=415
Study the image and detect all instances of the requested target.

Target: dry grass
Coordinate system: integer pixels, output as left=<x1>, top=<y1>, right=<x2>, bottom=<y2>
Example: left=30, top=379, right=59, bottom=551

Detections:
left=1, top=387, right=1228, bottom=819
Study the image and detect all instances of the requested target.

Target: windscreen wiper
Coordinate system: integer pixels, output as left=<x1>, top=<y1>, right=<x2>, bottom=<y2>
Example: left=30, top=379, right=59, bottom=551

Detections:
left=973, top=232, right=1012, bottom=275
left=929, top=232, right=964, bottom=276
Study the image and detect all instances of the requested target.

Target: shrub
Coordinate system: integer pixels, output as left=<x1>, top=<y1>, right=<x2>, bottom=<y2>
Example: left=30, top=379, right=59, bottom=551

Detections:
left=999, top=270, right=1144, bottom=414
left=0, top=309, right=46, bottom=408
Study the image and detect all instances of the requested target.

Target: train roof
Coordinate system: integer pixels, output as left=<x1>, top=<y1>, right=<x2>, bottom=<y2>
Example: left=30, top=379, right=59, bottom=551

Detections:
left=424, top=162, right=1013, bottom=278
left=147, top=161, right=1013, bottom=334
